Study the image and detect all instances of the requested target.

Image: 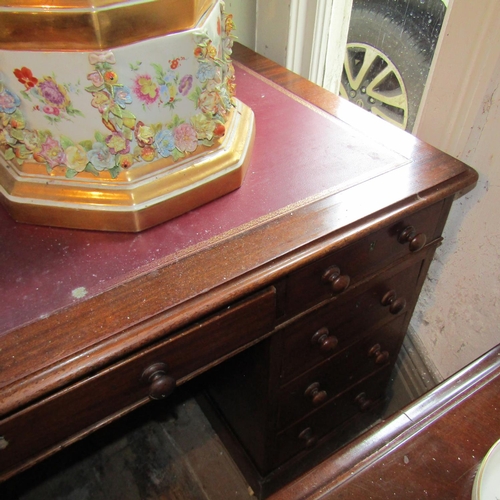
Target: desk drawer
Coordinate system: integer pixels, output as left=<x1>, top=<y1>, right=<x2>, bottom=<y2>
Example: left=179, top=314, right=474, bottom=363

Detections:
left=278, top=314, right=406, bottom=429
left=0, top=287, right=276, bottom=477
left=275, top=367, right=391, bottom=467
left=280, top=259, right=421, bottom=381
left=285, top=201, right=443, bottom=315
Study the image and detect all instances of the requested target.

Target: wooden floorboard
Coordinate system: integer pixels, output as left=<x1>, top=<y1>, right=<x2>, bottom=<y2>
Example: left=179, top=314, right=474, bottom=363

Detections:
left=0, top=386, right=253, bottom=500
left=0, top=347, right=434, bottom=500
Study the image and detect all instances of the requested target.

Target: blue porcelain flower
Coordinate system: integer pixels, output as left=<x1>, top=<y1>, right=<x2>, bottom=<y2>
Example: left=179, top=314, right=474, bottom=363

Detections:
left=0, top=88, right=21, bottom=114
left=114, top=86, right=132, bottom=108
left=87, top=142, right=115, bottom=171
left=162, top=70, right=176, bottom=85
left=154, top=129, right=175, bottom=157
left=196, top=62, right=216, bottom=83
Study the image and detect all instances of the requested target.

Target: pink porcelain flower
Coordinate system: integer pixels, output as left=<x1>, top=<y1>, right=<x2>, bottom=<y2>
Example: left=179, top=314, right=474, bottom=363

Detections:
left=40, top=136, right=65, bottom=168
left=174, top=123, right=198, bottom=153
left=43, top=105, right=60, bottom=116
left=87, top=71, right=104, bottom=88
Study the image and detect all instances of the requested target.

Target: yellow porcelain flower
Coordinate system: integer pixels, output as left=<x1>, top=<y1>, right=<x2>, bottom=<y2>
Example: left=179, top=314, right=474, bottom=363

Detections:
left=65, top=144, right=88, bottom=172
left=225, top=14, right=235, bottom=35
left=206, top=42, right=218, bottom=59
left=191, top=113, right=216, bottom=140
left=135, top=121, right=154, bottom=147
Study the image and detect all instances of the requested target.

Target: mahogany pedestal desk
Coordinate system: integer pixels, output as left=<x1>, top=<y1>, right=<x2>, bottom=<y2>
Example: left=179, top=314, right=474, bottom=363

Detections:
left=0, top=44, right=477, bottom=496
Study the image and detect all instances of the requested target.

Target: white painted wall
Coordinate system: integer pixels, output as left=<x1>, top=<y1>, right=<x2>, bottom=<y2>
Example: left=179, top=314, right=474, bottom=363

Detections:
left=254, top=0, right=291, bottom=66
left=225, top=0, right=257, bottom=49
left=411, top=0, right=500, bottom=380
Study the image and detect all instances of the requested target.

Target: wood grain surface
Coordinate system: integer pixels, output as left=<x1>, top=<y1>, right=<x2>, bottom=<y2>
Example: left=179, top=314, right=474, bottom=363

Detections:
left=270, top=345, right=500, bottom=500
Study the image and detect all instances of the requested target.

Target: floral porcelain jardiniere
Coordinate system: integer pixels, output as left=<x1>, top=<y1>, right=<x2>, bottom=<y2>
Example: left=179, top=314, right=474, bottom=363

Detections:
left=0, top=0, right=255, bottom=231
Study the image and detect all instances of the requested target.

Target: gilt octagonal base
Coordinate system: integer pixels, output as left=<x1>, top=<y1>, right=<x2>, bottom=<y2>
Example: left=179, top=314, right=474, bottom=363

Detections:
left=0, top=100, right=254, bottom=232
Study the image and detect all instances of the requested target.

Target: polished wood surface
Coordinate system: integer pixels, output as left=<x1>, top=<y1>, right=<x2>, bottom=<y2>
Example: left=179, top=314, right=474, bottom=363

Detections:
left=0, top=44, right=478, bottom=484
left=200, top=206, right=445, bottom=497
left=197, top=46, right=480, bottom=499
left=271, top=344, right=500, bottom=500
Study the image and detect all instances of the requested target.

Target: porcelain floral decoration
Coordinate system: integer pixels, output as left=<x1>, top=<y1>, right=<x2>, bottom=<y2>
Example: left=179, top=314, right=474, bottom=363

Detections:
left=0, top=5, right=236, bottom=179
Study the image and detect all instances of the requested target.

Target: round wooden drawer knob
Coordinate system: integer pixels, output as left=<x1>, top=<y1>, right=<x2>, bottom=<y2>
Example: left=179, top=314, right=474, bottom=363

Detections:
left=298, top=427, right=318, bottom=448
left=355, top=392, right=372, bottom=412
left=381, top=290, right=406, bottom=315
left=322, top=265, right=351, bottom=294
left=368, top=343, right=390, bottom=364
left=0, top=436, right=9, bottom=450
left=311, top=327, right=339, bottom=353
left=305, top=382, right=328, bottom=406
left=142, top=362, right=176, bottom=400
left=398, top=225, right=427, bottom=252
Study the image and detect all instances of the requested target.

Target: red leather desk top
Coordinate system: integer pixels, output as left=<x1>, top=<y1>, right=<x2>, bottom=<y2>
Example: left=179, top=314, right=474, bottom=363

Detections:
left=0, top=64, right=409, bottom=337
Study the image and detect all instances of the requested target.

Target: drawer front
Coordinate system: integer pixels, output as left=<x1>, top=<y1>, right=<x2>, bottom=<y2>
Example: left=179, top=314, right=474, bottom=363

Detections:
left=0, top=287, right=276, bottom=477
left=285, top=201, right=444, bottom=315
left=278, top=315, right=406, bottom=429
left=275, top=367, right=392, bottom=467
left=280, top=259, right=422, bottom=382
